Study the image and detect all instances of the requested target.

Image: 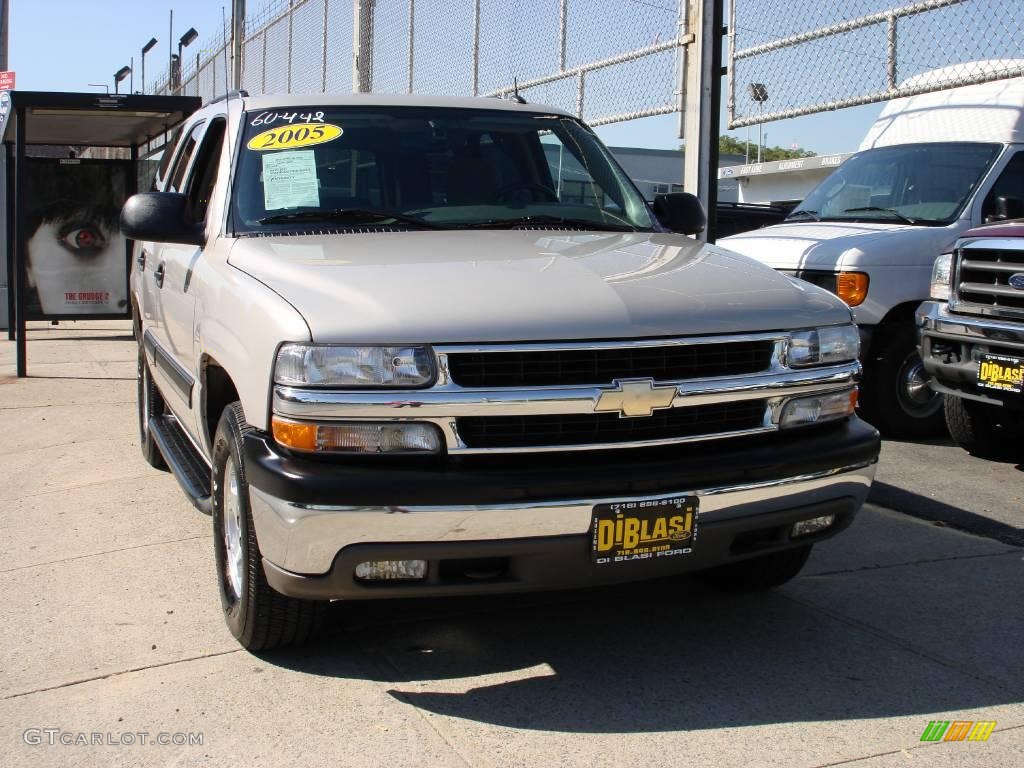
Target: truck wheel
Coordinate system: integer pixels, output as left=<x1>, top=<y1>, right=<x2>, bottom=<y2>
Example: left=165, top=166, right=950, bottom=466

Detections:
left=137, top=345, right=168, bottom=470
left=944, top=396, right=1021, bottom=459
left=698, top=545, right=812, bottom=592
left=860, top=325, right=945, bottom=438
left=212, top=402, right=324, bottom=651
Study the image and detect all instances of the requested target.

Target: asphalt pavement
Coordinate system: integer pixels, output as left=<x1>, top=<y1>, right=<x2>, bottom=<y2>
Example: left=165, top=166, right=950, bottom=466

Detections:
left=1, top=322, right=1022, bottom=768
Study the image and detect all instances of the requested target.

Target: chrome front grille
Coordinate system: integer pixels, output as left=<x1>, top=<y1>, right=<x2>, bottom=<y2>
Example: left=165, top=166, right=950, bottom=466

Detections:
left=446, top=340, right=775, bottom=388
left=955, top=242, right=1024, bottom=317
left=272, top=332, right=861, bottom=455
left=457, top=400, right=769, bottom=449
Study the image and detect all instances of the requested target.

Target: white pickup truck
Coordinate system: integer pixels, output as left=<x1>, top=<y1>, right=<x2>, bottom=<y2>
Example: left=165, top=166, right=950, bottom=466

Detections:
left=122, top=92, right=879, bottom=650
left=722, top=71, right=1024, bottom=437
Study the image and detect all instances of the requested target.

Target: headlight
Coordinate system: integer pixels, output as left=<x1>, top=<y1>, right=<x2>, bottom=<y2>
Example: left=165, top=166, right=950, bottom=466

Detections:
left=274, top=344, right=436, bottom=387
left=272, top=418, right=443, bottom=454
left=930, top=253, right=952, bottom=301
left=788, top=325, right=860, bottom=367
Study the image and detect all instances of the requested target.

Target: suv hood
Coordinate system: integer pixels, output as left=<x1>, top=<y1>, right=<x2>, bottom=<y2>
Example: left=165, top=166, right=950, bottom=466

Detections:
left=721, top=221, right=962, bottom=270
left=227, top=230, right=850, bottom=343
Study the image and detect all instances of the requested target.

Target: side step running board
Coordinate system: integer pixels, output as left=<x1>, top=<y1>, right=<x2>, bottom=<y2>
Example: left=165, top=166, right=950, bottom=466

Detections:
left=149, top=415, right=213, bottom=515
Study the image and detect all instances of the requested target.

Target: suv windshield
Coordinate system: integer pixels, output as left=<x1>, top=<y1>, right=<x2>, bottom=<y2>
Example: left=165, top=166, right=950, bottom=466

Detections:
left=232, top=106, right=657, bottom=233
left=790, top=142, right=1000, bottom=225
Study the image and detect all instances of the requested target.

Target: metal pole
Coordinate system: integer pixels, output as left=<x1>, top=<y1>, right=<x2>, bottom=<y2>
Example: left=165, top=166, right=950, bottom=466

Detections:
left=0, top=0, right=9, bottom=71
left=14, top=105, right=26, bottom=376
left=353, top=0, right=376, bottom=93
left=575, top=72, right=585, bottom=118
left=169, top=10, right=174, bottom=90
left=287, top=0, right=295, bottom=92
left=130, top=56, right=134, bottom=93
left=142, top=51, right=146, bottom=94
left=407, top=0, right=415, bottom=94
left=887, top=14, right=898, bottom=91
left=232, top=0, right=246, bottom=90
left=757, top=102, right=762, bottom=162
left=471, top=0, right=480, bottom=96
left=322, top=0, right=330, bottom=92
left=682, top=0, right=723, bottom=242
left=5, top=142, right=13, bottom=339
left=261, top=30, right=268, bottom=93
left=558, top=0, right=568, bottom=72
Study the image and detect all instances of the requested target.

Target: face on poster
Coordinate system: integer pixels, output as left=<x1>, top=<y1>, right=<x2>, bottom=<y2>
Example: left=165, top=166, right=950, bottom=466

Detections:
left=24, top=159, right=130, bottom=317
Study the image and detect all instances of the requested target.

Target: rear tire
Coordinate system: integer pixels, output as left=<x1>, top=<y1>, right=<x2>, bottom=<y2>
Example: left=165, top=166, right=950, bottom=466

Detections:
left=137, top=345, right=168, bottom=470
left=944, top=396, right=1021, bottom=460
left=698, top=545, right=813, bottom=592
left=860, top=324, right=945, bottom=438
left=212, top=402, right=324, bottom=651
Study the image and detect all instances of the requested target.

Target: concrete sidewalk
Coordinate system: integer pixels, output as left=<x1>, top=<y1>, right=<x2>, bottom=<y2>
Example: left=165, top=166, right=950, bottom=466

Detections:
left=1, top=323, right=1022, bottom=767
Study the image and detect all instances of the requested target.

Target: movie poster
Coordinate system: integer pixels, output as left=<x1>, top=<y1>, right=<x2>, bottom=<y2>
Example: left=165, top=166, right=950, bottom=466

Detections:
left=23, top=158, right=131, bottom=318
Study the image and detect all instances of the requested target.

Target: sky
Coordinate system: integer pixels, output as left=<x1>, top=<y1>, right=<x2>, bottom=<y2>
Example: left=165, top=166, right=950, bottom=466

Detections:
left=9, top=0, right=884, bottom=156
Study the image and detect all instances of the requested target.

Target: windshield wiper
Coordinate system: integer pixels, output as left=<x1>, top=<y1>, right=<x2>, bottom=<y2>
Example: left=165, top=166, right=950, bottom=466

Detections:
left=449, top=215, right=638, bottom=232
left=842, top=206, right=917, bottom=225
left=258, top=208, right=446, bottom=229
left=785, top=209, right=820, bottom=221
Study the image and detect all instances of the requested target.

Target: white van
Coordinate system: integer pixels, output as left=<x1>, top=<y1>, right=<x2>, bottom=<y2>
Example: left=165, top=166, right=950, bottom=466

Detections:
left=722, top=67, right=1024, bottom=436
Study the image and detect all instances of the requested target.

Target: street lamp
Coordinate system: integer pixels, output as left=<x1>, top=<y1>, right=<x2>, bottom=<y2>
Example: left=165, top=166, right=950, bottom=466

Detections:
left=113, top=66, right=132, bottom=95
left=747, top=83, right=768, bottom=163
left=177, top=27, right=198, bottom=93
left=141, top=37, right=158, bottom=94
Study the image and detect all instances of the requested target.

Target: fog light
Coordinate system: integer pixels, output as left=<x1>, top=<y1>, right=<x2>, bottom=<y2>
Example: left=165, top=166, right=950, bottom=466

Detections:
left=354, top=560, right=428, bottom=581
left=780, top=389, right=857, bottom=428
left=792, top=514, right=836, bottom=537
left=272, top=417, right=442, bottom=454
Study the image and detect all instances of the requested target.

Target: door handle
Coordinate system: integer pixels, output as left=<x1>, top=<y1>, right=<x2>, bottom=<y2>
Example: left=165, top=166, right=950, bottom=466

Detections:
left=154, top=263, right=165, bottom=288
left=137, top=250, right=147, bottom=271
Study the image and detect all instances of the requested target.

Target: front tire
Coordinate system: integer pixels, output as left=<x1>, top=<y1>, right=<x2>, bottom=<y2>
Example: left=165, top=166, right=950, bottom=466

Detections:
left=860, top=324, right=945, bottom=438
left=698, top=545, right=813, bottom=592
left=212, top=402, right=324, bottom=651
left=137, top=345, right=168, bottom=470
left=945, top=396, right=1021, bottom=460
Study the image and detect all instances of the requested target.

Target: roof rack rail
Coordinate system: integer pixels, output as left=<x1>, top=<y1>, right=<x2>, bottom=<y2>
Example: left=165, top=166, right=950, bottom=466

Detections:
left=208, top=89, right=249, bottom=106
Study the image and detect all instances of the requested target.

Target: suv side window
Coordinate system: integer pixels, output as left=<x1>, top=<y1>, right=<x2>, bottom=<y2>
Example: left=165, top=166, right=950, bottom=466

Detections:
left=167, top=121, right=205, bottom=193
left=983, top=151, right=1024, bottom=220
left=184, top=118, right=226, bottom=224
left=153, top=125, right=184, bottom=189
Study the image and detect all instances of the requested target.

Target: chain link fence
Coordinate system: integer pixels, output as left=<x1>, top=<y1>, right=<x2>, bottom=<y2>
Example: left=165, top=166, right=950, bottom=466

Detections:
left=728, top=0, right=1024, bottom=128
left=152, top=0, right=689, bottom=128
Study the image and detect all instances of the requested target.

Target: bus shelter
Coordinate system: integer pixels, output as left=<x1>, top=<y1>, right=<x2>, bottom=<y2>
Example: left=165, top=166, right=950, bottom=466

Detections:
left=1, top=91, right=200, bottom=376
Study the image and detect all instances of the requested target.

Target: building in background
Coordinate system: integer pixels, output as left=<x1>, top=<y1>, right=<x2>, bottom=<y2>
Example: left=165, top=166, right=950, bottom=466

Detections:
left=608, top=146, right=746, bottom=201
left=717, top=153, right=854, bottom=207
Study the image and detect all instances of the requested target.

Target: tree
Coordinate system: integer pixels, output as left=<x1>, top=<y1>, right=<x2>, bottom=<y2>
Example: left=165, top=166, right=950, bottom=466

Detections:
left=717, top=135, right=815, bottom=162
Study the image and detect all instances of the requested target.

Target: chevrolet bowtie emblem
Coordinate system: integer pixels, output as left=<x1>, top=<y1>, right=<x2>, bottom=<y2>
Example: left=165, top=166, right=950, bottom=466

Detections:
left=594, top=379, right=678, bottom=418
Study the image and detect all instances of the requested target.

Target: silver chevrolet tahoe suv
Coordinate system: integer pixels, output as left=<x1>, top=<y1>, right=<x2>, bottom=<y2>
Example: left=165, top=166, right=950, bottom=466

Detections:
left=122, top=92, right=880, bottom=651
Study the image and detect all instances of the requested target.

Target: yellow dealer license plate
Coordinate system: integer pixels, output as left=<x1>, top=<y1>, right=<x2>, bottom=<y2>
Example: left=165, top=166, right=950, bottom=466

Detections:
left=591, top=495, right=698, bottom=565
left=978, top=353, right=1024, bottom=394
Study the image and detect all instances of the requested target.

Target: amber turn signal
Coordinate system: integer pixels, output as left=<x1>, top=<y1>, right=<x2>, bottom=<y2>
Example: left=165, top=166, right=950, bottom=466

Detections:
left=836, top=272, right=869, bottom=307
left=271, top=417, right=318, bottom=451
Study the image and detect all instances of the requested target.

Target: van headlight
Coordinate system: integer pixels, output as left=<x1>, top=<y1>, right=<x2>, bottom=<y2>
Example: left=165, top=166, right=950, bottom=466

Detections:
left=930, top=253, right=952, bottom=301
left=274, top=344, right=436, bottom=387
left=788, top=325, right=860, bottom=367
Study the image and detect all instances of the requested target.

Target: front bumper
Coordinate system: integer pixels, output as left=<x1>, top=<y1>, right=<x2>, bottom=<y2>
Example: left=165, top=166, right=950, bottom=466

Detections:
left=244, top=419, right=879, bottom=600
left=917, top=300, right=1024, bottom=410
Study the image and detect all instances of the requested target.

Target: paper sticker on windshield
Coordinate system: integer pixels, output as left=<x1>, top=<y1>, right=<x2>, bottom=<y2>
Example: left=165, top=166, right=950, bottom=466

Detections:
left=247, top=123, right=342, bottom=151
left=262, top=151, right=320, bottom=211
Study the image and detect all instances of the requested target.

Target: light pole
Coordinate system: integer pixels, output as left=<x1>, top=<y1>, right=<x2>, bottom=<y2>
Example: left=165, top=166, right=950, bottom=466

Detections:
left=141, top=37, right=158, bottom=94
left=113, top=66, right=131, bottom=95
left=747, top=83, right=768, bottom=163
left=177, top=27, right=198, bottom=93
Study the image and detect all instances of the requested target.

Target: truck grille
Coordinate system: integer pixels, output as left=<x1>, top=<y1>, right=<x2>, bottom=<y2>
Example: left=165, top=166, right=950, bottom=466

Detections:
left=957, top=247, right=1024, bottom=313
left=457, top=400, right=768, bottom=448
left=446, top=340, right=775, bottom=388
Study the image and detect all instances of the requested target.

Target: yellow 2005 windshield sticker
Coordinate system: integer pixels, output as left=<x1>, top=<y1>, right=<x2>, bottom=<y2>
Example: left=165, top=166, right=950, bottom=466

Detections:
left=247, top=123, right=343, bottom=151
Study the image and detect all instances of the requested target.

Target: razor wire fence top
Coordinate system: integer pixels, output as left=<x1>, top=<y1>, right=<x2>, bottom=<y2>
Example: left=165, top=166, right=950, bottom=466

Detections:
left=728, top=0, right=1024, bottom=128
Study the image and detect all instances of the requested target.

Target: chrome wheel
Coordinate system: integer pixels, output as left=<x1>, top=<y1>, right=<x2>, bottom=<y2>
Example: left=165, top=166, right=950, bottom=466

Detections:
left=222, top=456, right=245, bottom=601
left=897, top=352, right=942, bottom=418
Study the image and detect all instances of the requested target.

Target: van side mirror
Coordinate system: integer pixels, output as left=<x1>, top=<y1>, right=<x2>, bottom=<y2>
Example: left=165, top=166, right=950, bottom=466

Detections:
left=120, top=192, right=205, bottom=246
left=995, top=195, right=1024, bottom=222
left=653, top=192, right=706, bottom=235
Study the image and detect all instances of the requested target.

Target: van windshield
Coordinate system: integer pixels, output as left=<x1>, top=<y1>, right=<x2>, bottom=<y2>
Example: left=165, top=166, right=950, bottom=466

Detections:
left=231, top=106, right=657, bottom=233
left=789, top=142, right=1000, bottom=225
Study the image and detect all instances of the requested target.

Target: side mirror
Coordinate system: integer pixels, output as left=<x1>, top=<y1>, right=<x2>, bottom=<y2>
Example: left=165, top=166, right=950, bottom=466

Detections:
left=120, top=192, right=205, bottom=246
left=653, top=192, right=706, bottom=235
left=995, top=195, right=1024, bottom=222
